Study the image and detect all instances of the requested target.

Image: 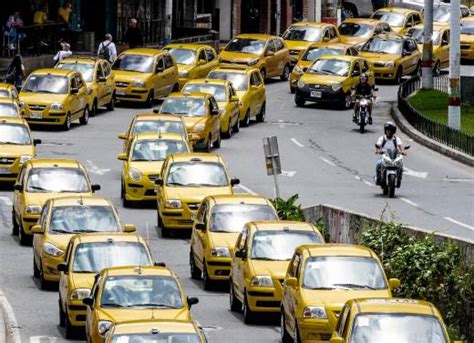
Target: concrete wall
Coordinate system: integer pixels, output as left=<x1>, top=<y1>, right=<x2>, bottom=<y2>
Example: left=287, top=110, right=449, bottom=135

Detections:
left=216, top=0, right=232, bottom=41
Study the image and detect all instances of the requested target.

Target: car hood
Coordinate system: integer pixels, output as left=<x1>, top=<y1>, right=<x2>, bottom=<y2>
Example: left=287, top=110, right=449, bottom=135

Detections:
left=220, top=51, right=260, bottom=63
left=0, top=144, right=34, bottom=157
left=181, top=116, right=208, bottom=130
left=96, top=307, right=191, bottom=323
left=295, top=60, right=313, bottom=70
left=19, top=92, right=68, bottom=104
left=25, top=191, right=93, bottom=207
left=359, top=52, right=400, bottom=63
left=208, top=231, right=240, bottom=252
left=129, top=161, right=164, bottom=175
left=70, top=272, right=96, bottom=291
left=113, top=71, right=150, bottom=83
left=300, top=73, right=347, bottom=85
left=285, top=40, right=313, bottom=51
left=340, top=36, right=367, bottom=45
left=299, top=288, right=391, bottom=309
left=250, top=260, right=289, bottom=280
left=177, top=64, right=194, bottom=73
left=45, top=233, right=75, bottom=251
left=461, top=34, right=474, bottom=43
left=165, top=186, right=233, bottom=203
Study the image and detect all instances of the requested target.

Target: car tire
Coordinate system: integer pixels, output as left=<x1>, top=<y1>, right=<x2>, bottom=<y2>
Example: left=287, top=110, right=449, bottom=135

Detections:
left=190, top=250, right=201, bottom=280
left=202, top=261, right=213, bottom=290
left=223, top=119, right=233, bottom=139
left=59, top=300, right=66, bottom=327
left=229, top=280, right=242, bottom=312
left=79, top=106, right=89, bottom=125
left=233, top=115, right=240, bottom=133
left=12, top=210, right=18, bottom=235
left=343, top=3, right=358, bottom=18
left=243, top=293, right=255, bottom=324
left=146, top=90, right=154, bottom=108
left=106, top=92, right=115, bottom=111
left=33, top=255, right=40, bottom=278
left=256, top=101, right=266, bottom=122
left=281, top=310, right=292, bottom=343
left=62, top=112, right=71, bottom=131
left=213, top=132, right=221, bottom=149
left=241, top=109, right=251, bottom=127
left=19, top=220, right=32, bottom=246
left=294, top=91, right=305, bottom=107
left=90, top=99, right=98, bottom=117
left=395, top=67, right=403, bottom=84
left=280, top=64, right=290, bottom=81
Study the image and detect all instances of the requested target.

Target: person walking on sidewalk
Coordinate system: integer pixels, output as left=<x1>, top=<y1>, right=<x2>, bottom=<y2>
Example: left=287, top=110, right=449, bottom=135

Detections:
left=97, top=34, right=117, bottom=63
left=5, top=54, right=25, bottom=89
left=53, top=42, right=72, bottom=63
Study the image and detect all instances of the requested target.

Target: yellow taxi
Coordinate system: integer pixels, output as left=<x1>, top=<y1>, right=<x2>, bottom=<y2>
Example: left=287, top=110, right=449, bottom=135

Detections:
left=219, top=34, right=291, bottom=81
left=112, top=48, right=179, bottom=107
left=31, top=196, right=136, bottom=289
left=12, top=159, right=100, bottom=245
left=159, top=92, right=221, bottom=151
left=19, top=68, right=90, bottom=130
left=329, top=298, right=460, bottom=343
left=0, top=117, right=40, bottom=183
left=55, top=56, right=116, bottom=115
left=0, top=82, right=19, bottom=103
left=182, top=79, right=240, bottom=138
left=433, top=4, right=471, bottom=25
left=105, top=320, right=207, bottom=343
left=58, top=233, right=153, bottom=338
left=229, top=221, right=324, bottom=323
left=0, top=98, right=21, bottom=117
left=118, top=132, right=191, bottom=206
left=190, top=194, right=278, bottom=289
left=282, top=22, right=340, bottom=64
left=207, top=66, right=266, bottom=126
left=295, top=55, right=375, bottom=109
left=83, top=265, right=199, bottom=342
left=289, top=42, right=360, bottom=93
left=407, top=24, right=450, bottom=75
left=371, top=7, right=423, bottom=35
left=281, top=244, right=400, bottom=343
left=461, top=17, right=474, bottom=61
left=156, top=153, right=239, bottom=236
left=359, top=33, right=421, bottom=83
left=163, top=43, right=219, bottom=89
left=338, top=18, right=393, bottom=48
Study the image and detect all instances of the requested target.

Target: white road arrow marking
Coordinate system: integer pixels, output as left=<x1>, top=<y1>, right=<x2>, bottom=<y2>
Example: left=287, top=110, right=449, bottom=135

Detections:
left=237, top=184, right=257, bottom=195
left=86, top=160, right=111, bottom=176
left=291, top=138, right=304, bottom=147
left=443, top=217, right=474, bottom=231
left=0, top=196, right=12, bottom=205
left=399, top=197, right=419, bottom=207
left=282, top=170, right=297, bottom=177
left=403, top=167, right=428, bottom=179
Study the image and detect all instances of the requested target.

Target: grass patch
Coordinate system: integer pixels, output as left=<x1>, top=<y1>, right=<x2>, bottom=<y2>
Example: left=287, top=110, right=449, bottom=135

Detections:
left=408, top=89, right=474, bottom=136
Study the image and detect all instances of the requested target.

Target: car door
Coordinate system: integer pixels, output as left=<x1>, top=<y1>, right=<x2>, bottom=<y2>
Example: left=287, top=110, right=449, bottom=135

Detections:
left=68, top=75, right=80, bottom=118
left=227, top=84, right=239, bottom=124
left=59, top=241, right=74, bottom=310
left=153, top=57, right=166, bottom=97
left=193, top=201, right=209, bottom=270
left=95, top=62, right=106, bottom=106
left=13, top=165, right=27, bottom=220
left=102, top=61, right=115, bottom=103
left=438, top=29, right=450, bottom=68
left=400, top=39, right=417, bottom=74
left=264, top=39, right=278, bottom=77
left=195, top=49, right=209, bottom=79
left=75, top=74, right=88, bottom=119
left=208, top=97, right=221, bottom=138
left=233, top=228, right=249, bottom=299
left=33, top=200, right=50, bottom=264
left=274, top=38, right=288, bottom=76
left=250, top=71, right=265, bottom=116
left=163, top=53, right=178, bottom=95
left=403, top=14, right=414, bottom=34
left=336, top=305, right=352, bottom=340
left=286, top=252, right=302, bottom=334
left=205, top=48, right=219, bottom=75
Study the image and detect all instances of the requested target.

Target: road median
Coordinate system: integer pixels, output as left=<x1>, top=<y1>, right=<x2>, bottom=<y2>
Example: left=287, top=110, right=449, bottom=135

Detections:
left=0, top=290, right=21, bottom=343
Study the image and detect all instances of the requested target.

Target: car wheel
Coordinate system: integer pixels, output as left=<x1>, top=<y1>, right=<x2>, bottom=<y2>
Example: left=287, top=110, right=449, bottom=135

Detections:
left=90, top=99, right=98, bottom=117
left=281, top=310, right=292, bottom=343
left=243, top=293, right=255, bottom=324
left=229, top=280, right=242, bottom=312
left=12, top=210, right=18, bottom=235
left=294, top=321, right=302, bottom=343
left=341, top=92, right=352, bottom=110
left=202, top=261, right=213, bottom=290
left=256, top=101, right=266, bottom=122
left=241, top=109, right=250, bottom=127
left=233, top=115, right=240, bottom=133
left=106, top=92, right=115, bottom=111
left=122, top=183, right=133, bottom=208
left=434, top=61, right=441, bottom=76
left=260, top=68, right=267, bottom=81
left=146, top=90, right=154, bottom=108
left=280, top=64, right=290, bottom=81
left=213, top=132, right=221, bottom=149
left=223, top=119, right=233, bottom=139
left=189, top=250, right=201, bottom=280
left=19, top=221, right=32, bottom=246
left=58, top=299, right=65, bottom=327
left=79, top=106, right=89, bottom=125
left=294, top=91, right=305, bottom=107
left=395, top=67, right=403, bottom=84
left=33, top=255, right=40, bottom=278
left=62, top=112, right=71, bottom=131
left=343, top=3, right=357, bottom=18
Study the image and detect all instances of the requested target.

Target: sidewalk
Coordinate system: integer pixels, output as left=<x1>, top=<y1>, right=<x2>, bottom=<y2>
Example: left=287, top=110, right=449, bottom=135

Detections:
left=0, top=290, right=21, bottom=343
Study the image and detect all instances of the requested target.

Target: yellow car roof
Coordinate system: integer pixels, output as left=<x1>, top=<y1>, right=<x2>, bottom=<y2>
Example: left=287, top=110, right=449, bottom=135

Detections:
left=0, top=83, right=15, bottom=90
left=342, top=18, right=384, bottom=25
left=0, top=97, right=17, bottom=104
left=207, top=194, right=272, bottom=206
left=291, top=21, right=334, bottom=28
left=236, top=33, right=277, bottom=40
left=71, top=232, right=144, bottom=244
left=168, top=91, right=210, bottom=99
left=31, top=68, right=76, bottom=77
left=168, top=153, right=224, bottom=163
left=373, top=32, right=405, bottom=40
left=247, top=220, right=317, bottom=232
left=27, top=158, right=84, bottom=168
left=132, top=132, right=187, bottom=142
left=307, top=42, right=354, bottom=50
left=185, top=78, right=229, bottom=86
left=300, top=244, right=376, bottom=257
left=316, top=54, right=361, bottom=62
left=0, top=117, right=26, bottom=125
left=462, top=16, right=474, bottom=23
left=134, top=113, right=184, bottom=122
left=165, top=43, right=213, bottom=50
left=121, top=48, right=164, bottom=57
left=376, top=7, right=419, bottom=15
left=348, top=298, right=439, bottom=316
left=412, top=23, right=448, bottom=31
left=59, top=56, right=102, bottom=65
left=48, top=195, right=112, bottom=207
left=102, top=265, right=173, bottom=277
left=111, top=319, right=198, bottom=335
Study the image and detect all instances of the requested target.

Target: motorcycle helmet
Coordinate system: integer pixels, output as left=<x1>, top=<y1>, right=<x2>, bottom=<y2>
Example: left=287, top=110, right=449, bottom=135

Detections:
left=384, top=121, right=397, bottom=134
left=360, top=73, right=368, bottom=83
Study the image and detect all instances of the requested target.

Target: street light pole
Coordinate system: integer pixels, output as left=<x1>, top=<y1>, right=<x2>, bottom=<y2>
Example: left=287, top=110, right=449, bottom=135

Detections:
left=422, top=0, right=433, bottom=89
left=164, top=0, right=173, bottom=45
left=448, top=0, right=461, bottom=130
left=276, top=0, right=281, bottom=36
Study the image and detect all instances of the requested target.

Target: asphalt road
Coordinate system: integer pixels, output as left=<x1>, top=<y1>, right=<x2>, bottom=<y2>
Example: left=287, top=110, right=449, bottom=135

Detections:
left=0, top=67, right=473, bottom=343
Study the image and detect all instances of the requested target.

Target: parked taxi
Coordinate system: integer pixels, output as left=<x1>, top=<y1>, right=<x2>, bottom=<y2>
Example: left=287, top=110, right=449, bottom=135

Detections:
left=281, top=244, right=399, bottom=343
left=163, top=43, right=219, bottom=88
left=0, top=98, right=20, bottom=117
left=12, top=159, right=100, bottom=245
left=219, top=34, right=291, bottom=81
left=112, top=49, right=179, bottom=107
left=190, top=194, right=278, bottom=289
left=0, top=82, right=19, bottom=103
left=56, top=56, right=116, bottom=115
left=371, top=7, right=423, bottom=35
left=461, top=17, right=474, bottom=60
left=118, top=132, right=191, bottom=206
left=229, top=221, right=324, bottom=323
left=338, top=18, right=392, bottom=48
left=19, top=69, right=90, bottom=130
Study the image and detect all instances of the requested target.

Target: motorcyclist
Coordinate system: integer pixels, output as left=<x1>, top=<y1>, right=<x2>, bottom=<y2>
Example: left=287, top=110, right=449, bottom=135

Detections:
left=352, top=73, right=374, bottom=124
left=375, top=122, right=405, bottom=185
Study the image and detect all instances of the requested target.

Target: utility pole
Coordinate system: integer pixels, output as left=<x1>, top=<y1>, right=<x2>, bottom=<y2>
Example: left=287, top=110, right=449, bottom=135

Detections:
left=422, top=0, right=433, bottom=89
left=276, top=0, right=281, bottom=36
left=448, top=0, right=461, bottom=130
left=337, top=0, right=343, bottom=26
left=164, top=0, right=173, bottom=46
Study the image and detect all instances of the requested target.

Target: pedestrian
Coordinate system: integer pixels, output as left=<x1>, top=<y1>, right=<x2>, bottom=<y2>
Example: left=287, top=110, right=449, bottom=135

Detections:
left=97, top=34, right=117, bottom=63
left=124, top=18, right=143, bottom=49
left=4, top=11, right=26, bottom=50
left=5, top=54, right=25, bottom=89
left=53, top=42, right=72, bottom=63
left=33, top=6, right=48, bottom=25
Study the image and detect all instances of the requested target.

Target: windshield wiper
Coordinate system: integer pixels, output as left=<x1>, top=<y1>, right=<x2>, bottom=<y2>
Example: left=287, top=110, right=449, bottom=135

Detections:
left=0, top=141, right=21, bottom=145
left=51, top=229, right=73, bottom=234
left=130, top=303, right=178, bottom=309
left=252, top=257, right=288, bottom=261
left=332, top=283, right=376, bottom=290
left=101, top=303, right=127, bottom=308
left=74, top=270, right=97, bottom=273
left=73, top=229, right=100, bottom=233
left=306, top=286, right=341, bottom=290
left=167, top=182, right=187, bottom=186
left=28, top=186, right=48, bottom=191
left=36, top=90, right=58, bottom=94
left=132, top=158, right=152, bottom=162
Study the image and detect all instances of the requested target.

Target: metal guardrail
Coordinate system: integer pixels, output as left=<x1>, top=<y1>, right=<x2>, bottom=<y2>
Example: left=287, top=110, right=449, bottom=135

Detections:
left=398, top=76, right=474, bottom=157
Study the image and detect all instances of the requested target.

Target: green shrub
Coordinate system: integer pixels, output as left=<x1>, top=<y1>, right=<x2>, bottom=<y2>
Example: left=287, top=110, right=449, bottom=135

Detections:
left=271, top=194, right=305, bottom=221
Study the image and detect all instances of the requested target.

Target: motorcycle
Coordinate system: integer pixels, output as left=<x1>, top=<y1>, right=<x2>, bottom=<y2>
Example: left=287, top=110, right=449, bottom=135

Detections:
left=354, top=94, right=374, bottom=133
left=376, top=145, right=410, bottom=198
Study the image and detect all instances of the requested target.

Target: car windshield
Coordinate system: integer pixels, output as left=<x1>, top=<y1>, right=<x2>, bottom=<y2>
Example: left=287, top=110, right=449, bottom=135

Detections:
left=113, top=55, right=154, bottom=73
left=168, top=48, right=196, bottom=66
left=56, top=62, right=94, bottom=82
left=0, top=90, right=10, bottom=97
left=132, top=120, right=186, bottom=136
left=434, top=6, right=450, bottom=23
left=461, top=22, right=474, bottom=35
left=0, top=124, right=31, bottom=145
left=111, top=334, right=201, bottom=343
left=22, top=75, right=68, bottom=94
left=302, top=256, right=387, bottom=290
left=183, top=84, right=227, bottom=102
left=131, top=139, right=188, bottom=161
left=350, top=314, right=447, bottom=343
left=72, top=242, right=151, bottom=273
left=339, top=23, right=373, bottom=37
left=362, top=38, right=402, bottom=55
left=225, top=38, right=266, bottom=55
left=207, top=71, right=248, bottom=91
left=303, top=48, right=344, bottom=61
left=283, top=26, right=322, bottom=42
left=100, top=275, right=183, bottom=309
left=26, top=168, right=89, bottom=193
left=210, top=204, right=277, bottom=233
left=250, top=230, right=322, bottom=260
left=166, top=162, right=228, bottom=187
left=160, top=98, right=206, bottom=117
left=0, top=103, right=19, bottom=117
left=372, top=12, right=405, bottom=27
left=309, top=59, right=351, bottom=76
left=407, top=28, right=442, bottom=45
left=49, top=205, right=120, bottom=234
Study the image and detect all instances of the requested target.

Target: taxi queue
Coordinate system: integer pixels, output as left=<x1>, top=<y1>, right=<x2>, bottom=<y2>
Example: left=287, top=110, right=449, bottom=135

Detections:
left=0, top=5, right=467, bottom=343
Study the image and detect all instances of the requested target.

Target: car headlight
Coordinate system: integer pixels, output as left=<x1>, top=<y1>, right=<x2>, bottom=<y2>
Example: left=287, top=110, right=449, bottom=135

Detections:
left=69, top=288, right=91, bottom=300
left=293, top=65, right=302, bottom=73
left=303, top=306, right=327, bottom=319
left=50, top=103, right=64, bottom=110
left=179, top=70, right=190, bottom=78
left=331, top=83, right=342, bottom=92
left=297, top=79, right=306, bottom=88
left=251, top=275, right=274, bottom=287
left=385, top=61, right=395, bottom=68
left=43, top=242, right=64, bottom=257
left=25, top=205, right=42, bottom=214
left=210, top=247, right=230, bottom=257
left=132, top=81, right=146, bottom=88
left=19, top=155, right=33, bottom=164
left=193, top=123, right=206, bottom=132
left=98, top=320, right=112, bottom=335
left=248, top=58, right=259, bottom=66
left=18, top=101, right=25, bottom=108
left=128, top=167, right=142, bottom=181
left=165, top=199, right=182, bottom=209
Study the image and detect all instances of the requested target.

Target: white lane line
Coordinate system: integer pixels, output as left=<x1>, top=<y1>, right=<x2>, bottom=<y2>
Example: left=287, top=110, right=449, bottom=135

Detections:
left=399, top=197, right=419, bottom=208
left=354, top=175, right=361, bottom=181
left=282, top=170, right=297, bottom=177
left=319, top=157, right=336, bottom=167
left=0, top=196, right=12, bottom=205
left=404, top=167, right=428, bottom=179
left=237, top=184, right=257, bottom=195
left=290, top=138, right=304, bottom=148
left=86, top=160, right=111, bottom=176
left=442, top=177, right=474, bottom=183
left=443, top=217, right=474, bottom=231
left=30, top=336, right=59, bottom=343
left=363, top=180, right=375, bottom=187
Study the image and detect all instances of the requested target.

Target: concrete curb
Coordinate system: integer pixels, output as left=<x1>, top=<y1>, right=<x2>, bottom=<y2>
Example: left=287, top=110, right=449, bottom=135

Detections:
left=390, top=103, right=474, bottom=167
left=0, top=290, right=21, bottom=343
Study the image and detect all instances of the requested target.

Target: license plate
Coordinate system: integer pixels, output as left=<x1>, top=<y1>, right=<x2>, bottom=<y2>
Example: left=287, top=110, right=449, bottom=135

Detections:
left=116, top=89, right=126, bottom=95
left=0, top=167, right=11, bottom=174
left=311, top=91, right=322, bottom=98
left=30, top=112, right=42, bottom=119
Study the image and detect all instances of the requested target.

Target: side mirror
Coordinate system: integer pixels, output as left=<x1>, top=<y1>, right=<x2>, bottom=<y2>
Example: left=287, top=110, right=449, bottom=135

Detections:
left=187, top=296, right=199, bottom=308
left=211, top=109, right=219, bottom=116
left=302, top=67, right=308, bottom=72
left=82, top=297, right=93, bottom=307
left=70, top=88, right=79, bottom=94
left=285, top=277, right=298, bottom=288
left=329, top=337, right=344, bottom=343
left=352, top=70, right=360, bottom=77
left=123, top=224, right=137, bottom=233
left=154, top=262, right=166, bottom=267
left=389, top=278, right=401, bottom=289
left=265, top=50, right=275, bottom=57
left=57, top=263, right=68, bottom=272
left=13, top=183, right=22, bottom=191
left=402, top=49, right=410, bottom=57
left=91, top=184, right=101, bottom=192
left=118, top=132, right=127, bottom=140
left=235, top=249, right=247, bottom=259
left=405, top=145, right=411, bottom=150
left=195, top=222, right=205, bottom=231
left=156, top=67, right=164, bottom=74
left=31, top=224, right=43, bottom=234
left=33, top=139, right=42, bottom=146
left=117, top=153, right=127, bottom=161
left=154, top=178, right=163, bottom=186
left=230, top=178, right=240, bottom=186
left=230, top=96, right=239, bottom=103
left=98, top=76, right=106, bottom=82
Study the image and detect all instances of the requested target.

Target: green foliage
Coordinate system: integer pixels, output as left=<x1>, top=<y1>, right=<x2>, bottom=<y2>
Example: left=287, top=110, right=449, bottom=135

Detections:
left=358, top=222, right=473, bottom=340
left=271, top=194, right=305, bottom=221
